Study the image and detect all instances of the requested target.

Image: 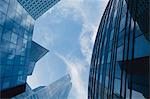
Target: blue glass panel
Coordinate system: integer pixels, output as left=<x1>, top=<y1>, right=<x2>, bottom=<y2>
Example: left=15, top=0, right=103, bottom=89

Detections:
left=2, top=29, right=11, bottom=41
left=118, top=29, right=125, bottom=47
left=115, top=63, right=121, bottom=79
left=4, top=66, right=13, bottom=76
left=114, top=79, right=121, bottom=94
left=11, top=33, right=17, bottom=44
left=134, top=35, right=150, bottom=58
left=107, top=52, right=111, bottom=63
left=0, top=11, right=5, bottom=26
left=117, top=45, right=123, bottom=61
left=7, top=5, right=16, bottom=19
left=0, top=26, right=3, bottom=39
left=8, top=43, right=16, bottom=54
left=2, top=77, right=11, bottom=89
left=0, top=39, right=10, bottom=52
left=14, top=13, right=22, bottom=25
left=132, top=90, right=145, bottom=99
left=4, top=17, right=14, bottom=30
left=135, top=22, right=143, bottom=37
left=119, top=16, right=126, bottom=32
left=0, top=0, right=8, bottom=14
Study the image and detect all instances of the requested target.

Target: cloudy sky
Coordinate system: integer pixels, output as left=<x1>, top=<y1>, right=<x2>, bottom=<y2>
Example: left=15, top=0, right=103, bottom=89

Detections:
left=27, top=0, right=108, bottom=99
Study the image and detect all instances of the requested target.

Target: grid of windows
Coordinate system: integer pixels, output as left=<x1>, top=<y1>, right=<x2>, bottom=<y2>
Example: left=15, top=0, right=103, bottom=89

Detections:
left=17, top=0, right=60, bottom=20
left=88, top=0, right=150, bottom=99
left=0, top=0, right=35, bottom=91
left=0, top=0, right=49, bottom=98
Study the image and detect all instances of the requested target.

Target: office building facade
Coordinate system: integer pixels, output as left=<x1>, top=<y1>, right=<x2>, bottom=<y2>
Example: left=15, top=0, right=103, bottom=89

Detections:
left=0, top=0, right=61, bottom=98
left=13, top=74, right=72, bottom=99
left=17, top=0, right=60, bottom=20
left=88, top=0, right=149, bottom=99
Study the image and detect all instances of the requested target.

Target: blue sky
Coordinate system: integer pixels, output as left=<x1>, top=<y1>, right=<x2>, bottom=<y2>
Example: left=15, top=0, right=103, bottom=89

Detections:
left=27, top=0, right=108, bottom=99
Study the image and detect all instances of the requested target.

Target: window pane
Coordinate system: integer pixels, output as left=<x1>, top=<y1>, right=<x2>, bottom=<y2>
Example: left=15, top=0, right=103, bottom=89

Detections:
left=11, top=33, right=17, bottom=44
left=2, top=29, right=11, bottom=41
left=0, top=26, right=3, bottom=38
left=0, top=11, right=5, bottom=26
left=134, top=35, right=150, bottom=58
left=0, top=0, right=8, bottom=14
left=117, top=45, right=123, bottom=61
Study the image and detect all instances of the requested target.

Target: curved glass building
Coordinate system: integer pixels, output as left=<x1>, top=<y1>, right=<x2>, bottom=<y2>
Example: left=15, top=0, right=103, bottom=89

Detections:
left=88, top=0, right=150, bottom=99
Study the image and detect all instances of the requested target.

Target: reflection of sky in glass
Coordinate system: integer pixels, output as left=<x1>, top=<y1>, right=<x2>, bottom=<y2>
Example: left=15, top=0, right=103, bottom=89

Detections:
left=27, top=0, right=109, bottom=99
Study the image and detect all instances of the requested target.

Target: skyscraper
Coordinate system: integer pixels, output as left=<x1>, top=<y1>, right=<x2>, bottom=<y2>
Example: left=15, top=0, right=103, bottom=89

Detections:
left=13, top=74, right=72, bottom=99
left=0, top=0, right=60, bottom=98
left=88, top=0, right=149, bottom=99
left=17, top=0, right=60, bottom=20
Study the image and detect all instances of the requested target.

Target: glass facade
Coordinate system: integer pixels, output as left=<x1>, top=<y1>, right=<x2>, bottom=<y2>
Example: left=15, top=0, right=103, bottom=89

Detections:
left=13, top=74, right=72, bottom=99
left=0, top=0, right=35, bottom=93
left=17, top=0, right=61, bottom=20
left=0, top=0, right=49, bottom=98
left=88, top=0, right=150, bottom=99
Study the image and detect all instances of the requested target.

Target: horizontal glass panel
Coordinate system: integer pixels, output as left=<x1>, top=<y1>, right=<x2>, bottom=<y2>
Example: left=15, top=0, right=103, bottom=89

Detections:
left=134, top=35, right=150, bottom=58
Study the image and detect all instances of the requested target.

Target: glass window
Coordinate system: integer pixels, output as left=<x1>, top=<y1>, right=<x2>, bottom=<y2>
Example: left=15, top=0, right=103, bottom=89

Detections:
left=2, top=81, right=9, bottom=89
left=118, top=29, right=125, bottom=47
left=115, top=63, right=121, bottom=79
left=135, top=22, right=143, bottom=37
left=16, top=4, right=22, bottom=15
left=0, top=11, right=5, bottom=26
left=17, top=37, right=23, bottom=47
left=15, top=13, right=22, bottom=25
left=9, top=43, right=16, bottom=54
left=0, top=39, right=10, bottom=52
left=99, top=64, right=104, bottom=83
left=4, top=66, right=13, bottom=76
left=132, top=90, right=145, bottom=99
left=121, top=2, right=127, bottom=17
left=2, top=29, right=11, bottom=41
left=9, top=0, right=17, bottom=10
left=110, top=29, right=114, bottom=40
left=119, top=16, right=126, bottom=32
left=104, top=37, right=107, bottom=48
left=105, top=76, right=109, bottom=88
left=101, top=55, right=105, bottom=64
left=4, top=17, right=14, bottom=30
left=14, top=22, right=20, bottom=34
left=107, top=52, right=111, bottom=63
left=117, top=45, right=123, bottom=61
left=114, top=79, right=121, bottom=94
left=0, top=26, right=3, bottom=38
left=134, top=35, right=150, bottom=58
left=8, top=54, right=15, bottom=60
left=7, top=6, right=16, bottom=19
left=20, top=56, right=25, bottom=65
left=11, top=33, right=17, bottom=44
left=0, top=0, right=8, bottom=14
left=23, top=39, right=27, bottom=48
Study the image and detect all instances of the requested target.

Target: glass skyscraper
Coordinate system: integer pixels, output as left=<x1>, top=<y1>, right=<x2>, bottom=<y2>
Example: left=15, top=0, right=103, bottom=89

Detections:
left=0, top=0, right=60, bottom=98
left=13, top=74, right=72, bottom=99
left=88, top=0, right=149, bottom=99
left=17, top=0, right=61, bottom=20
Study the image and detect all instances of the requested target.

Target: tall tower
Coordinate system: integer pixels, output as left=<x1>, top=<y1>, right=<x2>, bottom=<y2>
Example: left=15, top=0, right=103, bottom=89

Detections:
left=13, top=74, right=72, bottom=99
left=88, top=0, right=149, bottom=99
left=0, top=0, right=60, bottom=98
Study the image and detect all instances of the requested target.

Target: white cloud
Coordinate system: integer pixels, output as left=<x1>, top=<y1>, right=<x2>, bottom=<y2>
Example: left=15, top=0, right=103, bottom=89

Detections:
left=54, top=0, right=108, bottom=63
left=55, top=52, right=88, bottom=99
left=52, top=0, right=109, bottom=99
left=30, top=0, right=109, bottom=98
